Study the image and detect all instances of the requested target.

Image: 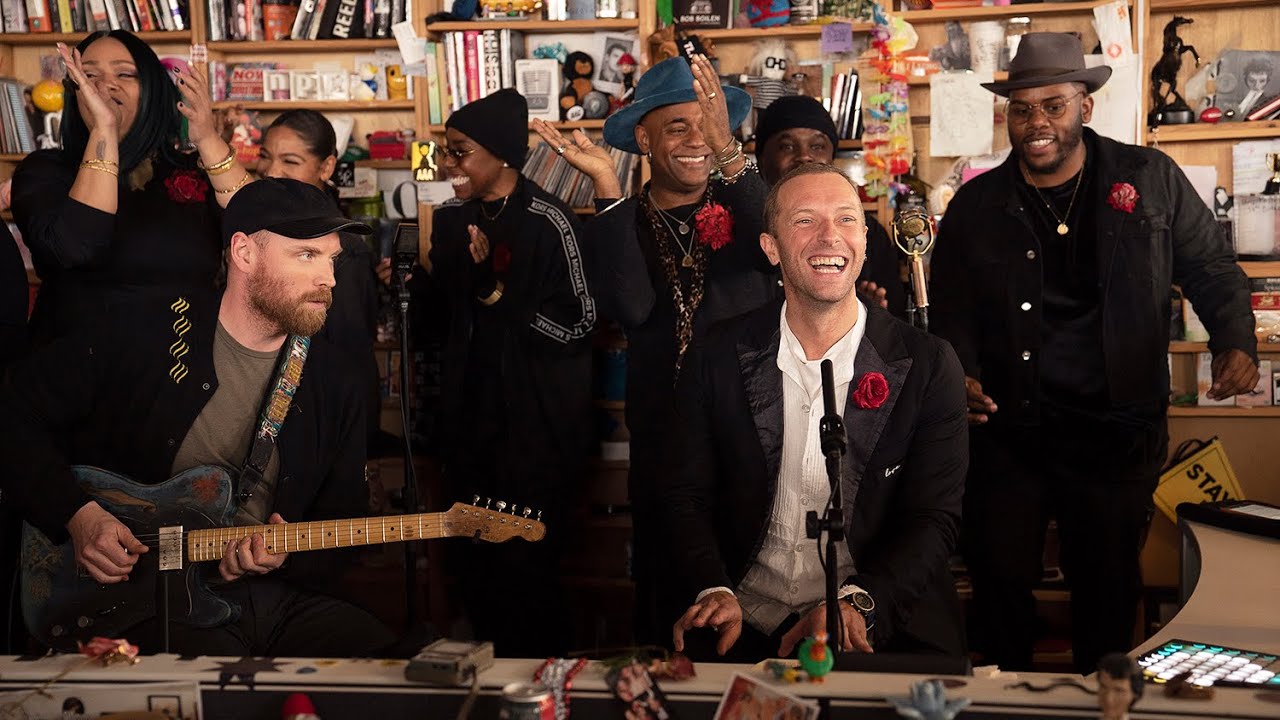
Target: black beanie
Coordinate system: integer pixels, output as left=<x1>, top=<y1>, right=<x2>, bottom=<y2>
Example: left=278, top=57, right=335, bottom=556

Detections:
left=445, top=88, right=529, bottom=168
left=754, top=95, right=839, bottom=156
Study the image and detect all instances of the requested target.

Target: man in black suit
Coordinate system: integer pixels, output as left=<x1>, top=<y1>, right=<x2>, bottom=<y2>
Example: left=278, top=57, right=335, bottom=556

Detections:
left=664, top=163, right=968, bottom=662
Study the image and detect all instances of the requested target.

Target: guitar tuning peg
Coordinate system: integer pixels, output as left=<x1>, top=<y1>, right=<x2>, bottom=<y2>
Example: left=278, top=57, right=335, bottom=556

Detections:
left=522, top=507, right=532, bottom=518
left=484, top=497, right=493, bottom=509
left=472, top=495, right=481, bottom=506
left=535, top=509, right=542, bottom=523
left=495, top=500, right=507, bottom=512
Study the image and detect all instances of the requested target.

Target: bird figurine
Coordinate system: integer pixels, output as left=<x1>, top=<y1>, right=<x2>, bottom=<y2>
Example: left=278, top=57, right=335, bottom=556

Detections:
left=797, top=631, right=835, bottom=682
left=887, top=679, right=971, bottom=720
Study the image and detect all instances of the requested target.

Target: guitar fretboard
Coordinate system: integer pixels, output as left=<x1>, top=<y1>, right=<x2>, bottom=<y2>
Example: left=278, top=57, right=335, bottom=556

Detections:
left=186, top=513, right=447, bottom=562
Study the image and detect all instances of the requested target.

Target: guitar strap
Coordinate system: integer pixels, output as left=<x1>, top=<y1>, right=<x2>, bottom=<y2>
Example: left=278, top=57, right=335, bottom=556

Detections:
left=238, top=335, right=310, bottom=509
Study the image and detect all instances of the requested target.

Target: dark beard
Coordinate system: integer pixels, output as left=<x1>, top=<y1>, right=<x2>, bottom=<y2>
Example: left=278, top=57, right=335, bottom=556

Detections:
left=247, top=266, right=331, bottom=337
left=1022, top=120, right=1085, bottom=177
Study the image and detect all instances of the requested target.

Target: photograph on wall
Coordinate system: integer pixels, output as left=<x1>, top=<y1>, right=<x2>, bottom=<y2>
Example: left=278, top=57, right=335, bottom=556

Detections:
left=593, top=32, right=638, bottom=96
left=1213, top=50, right=1280, bottom=120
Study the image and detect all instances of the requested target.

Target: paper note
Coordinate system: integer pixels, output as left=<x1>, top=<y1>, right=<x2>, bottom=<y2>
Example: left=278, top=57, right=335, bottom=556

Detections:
left=1180, top=165, right=1218, bottom=211
left=929, top=71, right=993, bottom=157
left=1083, top=56, right=1139, bottom=144
left=392, top=21, right=426, bottom=65
left=1093, top=0, right=1134, bottom=65
left=1234, top=139, right=1280, bottom=195
left=820, top=23, right=854, bottom=55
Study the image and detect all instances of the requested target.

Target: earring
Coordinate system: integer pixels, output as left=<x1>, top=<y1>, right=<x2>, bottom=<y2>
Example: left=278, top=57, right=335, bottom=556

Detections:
left=646, top=151, right=653, bottom=161
left=502, top=162, right=509, bottom=168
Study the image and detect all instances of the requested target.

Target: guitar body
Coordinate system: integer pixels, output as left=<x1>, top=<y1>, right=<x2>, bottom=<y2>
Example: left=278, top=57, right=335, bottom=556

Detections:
left=22, top=465, right=238, bottom=650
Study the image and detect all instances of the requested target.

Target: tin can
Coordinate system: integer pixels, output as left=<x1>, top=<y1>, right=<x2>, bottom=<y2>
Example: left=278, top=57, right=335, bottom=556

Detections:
left=499, top=682, right=555, bottom=720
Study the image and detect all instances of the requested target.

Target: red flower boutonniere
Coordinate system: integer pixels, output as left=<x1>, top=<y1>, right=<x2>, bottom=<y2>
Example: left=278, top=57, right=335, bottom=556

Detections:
left=851, top=372, right=890, bottom=410
left=695, top=202, right=734, bottom=251
left=1107, top=182, right=1139, bottom=213
left=164, top=169, right=209, bottom=204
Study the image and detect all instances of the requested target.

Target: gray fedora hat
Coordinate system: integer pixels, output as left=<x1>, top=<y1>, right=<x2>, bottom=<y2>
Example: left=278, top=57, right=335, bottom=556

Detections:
left=982, top=32, right=1112, bottom=97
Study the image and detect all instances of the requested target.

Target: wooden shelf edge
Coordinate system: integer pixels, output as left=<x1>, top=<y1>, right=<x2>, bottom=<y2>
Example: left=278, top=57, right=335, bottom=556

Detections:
left=1150, top=0, right=1275, bottom=11
left=355, top=159, right=410, bottom=169
left=1240, top=261, right=1280, bottom=278
left=1170, top=342, right=1280, bottom=354
left=1147, top=121, right=1280, bottom=144
left=1168, top=406, right=1280, bottom=418
left=427, top=18, right=640, bottom=33
left=908, top=71, right=1007, bottom=86
left=695, top=21, right=872, bottom=40
left=208, top=39, right=400, bottom=53
left=899, top=0, right=1124, bottom=22
left=427, top=119, right=606, bottom=132
left=0, top=153, right=26, bottom=162
left=0, top=30, right=191, bottom=45
left=214, top=100, right=415, bottom=111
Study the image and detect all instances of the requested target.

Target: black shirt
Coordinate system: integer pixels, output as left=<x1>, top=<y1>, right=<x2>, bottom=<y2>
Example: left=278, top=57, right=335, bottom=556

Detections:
left=0, top=225, right=26, bottom=370
left=12, top=151, right=222, bottom=345
left=1015, top=137, right=1108, bottom=412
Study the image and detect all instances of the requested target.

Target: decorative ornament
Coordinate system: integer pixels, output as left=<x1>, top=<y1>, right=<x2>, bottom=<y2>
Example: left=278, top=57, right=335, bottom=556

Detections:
left=1107, top=182, right=1140, bottom=213
left=797, top=631, right=835, bottom=682
left=852, top=371, right=890, bottom=409
left=695, top=202, right=734, bottom=251
left=887, top=679, right=972, bottom=719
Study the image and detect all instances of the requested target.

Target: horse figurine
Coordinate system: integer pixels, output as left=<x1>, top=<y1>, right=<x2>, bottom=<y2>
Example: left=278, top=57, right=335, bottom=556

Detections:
left=1149, top=16, right=1200, bottom=125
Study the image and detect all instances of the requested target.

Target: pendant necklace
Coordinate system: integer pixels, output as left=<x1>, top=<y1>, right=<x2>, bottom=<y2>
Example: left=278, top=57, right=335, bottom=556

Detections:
left=650, top=192, right=698, bottom=267
left=1027, top=166, right=1083, bottom=236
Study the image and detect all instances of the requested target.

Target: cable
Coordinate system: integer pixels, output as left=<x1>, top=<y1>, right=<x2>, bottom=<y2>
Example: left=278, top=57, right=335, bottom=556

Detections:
left=455, top=669, right=481, bottom=720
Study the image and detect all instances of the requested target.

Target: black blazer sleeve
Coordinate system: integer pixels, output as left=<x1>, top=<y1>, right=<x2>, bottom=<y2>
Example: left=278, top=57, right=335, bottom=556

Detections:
left=847, top=338, right=967, bottom=646
left=11, top=151, right=118, bottom=273
left=0, top=331, right=101, bottom=542
left=585, top=198, right=657, bottom=329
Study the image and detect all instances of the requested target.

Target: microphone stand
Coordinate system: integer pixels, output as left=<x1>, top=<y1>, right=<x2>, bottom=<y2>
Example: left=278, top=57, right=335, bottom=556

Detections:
left=394, top=265, right=420, bottom=630
left=892, top=206, right=937, bottom=334
left=806, top=359, right=846, bottom=649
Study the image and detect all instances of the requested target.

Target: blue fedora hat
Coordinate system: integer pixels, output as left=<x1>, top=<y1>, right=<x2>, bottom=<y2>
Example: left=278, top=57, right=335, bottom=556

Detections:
left=603, top=57, right=752, bottom=154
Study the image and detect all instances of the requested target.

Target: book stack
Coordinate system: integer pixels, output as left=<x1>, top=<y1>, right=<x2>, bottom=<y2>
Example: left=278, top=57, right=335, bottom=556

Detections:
left=2, top=0, right=188, bottom=33
left=206, top=0, right=408, bottom=41
left=0, top=78, right=37, bottom=154
left=438, top=29, right=526, bottom=114
left=522, top=141, right=634, bottom=210
left=826, top=69, right=863, bottom=141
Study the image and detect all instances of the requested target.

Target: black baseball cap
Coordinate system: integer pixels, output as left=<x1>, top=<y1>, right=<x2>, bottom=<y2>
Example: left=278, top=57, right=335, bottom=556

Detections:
left=222, top=177, right=372, bottom=247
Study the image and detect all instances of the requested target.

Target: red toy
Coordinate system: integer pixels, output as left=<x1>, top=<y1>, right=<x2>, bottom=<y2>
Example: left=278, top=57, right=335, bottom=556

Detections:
left=366, top=129, right=414, bottom=161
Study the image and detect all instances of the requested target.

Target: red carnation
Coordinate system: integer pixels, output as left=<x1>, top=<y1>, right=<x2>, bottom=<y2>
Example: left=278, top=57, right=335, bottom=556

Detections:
left=851, top=372, right=889, bottom=410
left=165, top=169, right=209, bottom=204
left=695, top=202, right=734, bottom=251
left=1107, top=182, right=1139, bottom=213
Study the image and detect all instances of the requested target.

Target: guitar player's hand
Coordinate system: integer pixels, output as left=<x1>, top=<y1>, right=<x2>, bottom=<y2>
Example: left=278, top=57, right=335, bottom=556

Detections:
left=67, top=501, right=148, bottom=584
left=219, top=513, right=289, bottom=582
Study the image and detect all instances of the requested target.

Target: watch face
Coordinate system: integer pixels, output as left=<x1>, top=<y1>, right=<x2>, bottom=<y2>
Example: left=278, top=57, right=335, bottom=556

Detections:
left=850, top=592, right=874, bottom=613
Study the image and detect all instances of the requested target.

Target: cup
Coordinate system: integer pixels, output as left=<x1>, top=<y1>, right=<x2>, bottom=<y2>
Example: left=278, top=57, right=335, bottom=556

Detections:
left=968, top=20, right=1006, bottom=75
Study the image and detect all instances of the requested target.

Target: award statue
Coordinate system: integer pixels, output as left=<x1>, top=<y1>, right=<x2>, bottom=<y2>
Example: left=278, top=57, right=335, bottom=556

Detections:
left=1149, top=16, right=1200, bottom=126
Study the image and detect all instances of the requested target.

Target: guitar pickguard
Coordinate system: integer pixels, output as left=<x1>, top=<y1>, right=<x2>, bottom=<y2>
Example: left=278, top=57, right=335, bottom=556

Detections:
left=21, top=465, right=239, bottom=651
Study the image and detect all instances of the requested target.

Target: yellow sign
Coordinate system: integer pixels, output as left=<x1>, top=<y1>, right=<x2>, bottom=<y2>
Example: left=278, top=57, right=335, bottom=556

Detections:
left=1154, top=438, right=1246, bottom=523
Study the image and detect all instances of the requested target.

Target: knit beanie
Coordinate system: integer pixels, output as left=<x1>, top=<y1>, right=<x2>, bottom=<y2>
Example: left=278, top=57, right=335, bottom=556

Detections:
left=444, top=88, right=529, bottom=168
left=755, top=95, right=839, bottom=156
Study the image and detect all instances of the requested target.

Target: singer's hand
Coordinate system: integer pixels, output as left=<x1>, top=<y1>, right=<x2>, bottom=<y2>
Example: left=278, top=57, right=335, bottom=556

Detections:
left=965, top=377, right=997, bottom=424
left=857, top=280, right=889, bottom=310
left=376, top=257, right=412, bottom=287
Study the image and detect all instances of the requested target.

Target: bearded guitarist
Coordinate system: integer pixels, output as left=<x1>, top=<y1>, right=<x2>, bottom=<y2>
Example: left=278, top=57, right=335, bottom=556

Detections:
left=0, top=179, right=397, bottom=657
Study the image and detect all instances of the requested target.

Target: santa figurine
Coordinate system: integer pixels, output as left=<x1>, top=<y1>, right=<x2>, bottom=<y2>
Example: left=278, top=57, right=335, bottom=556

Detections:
left=282, top=693, right=320, bottom=720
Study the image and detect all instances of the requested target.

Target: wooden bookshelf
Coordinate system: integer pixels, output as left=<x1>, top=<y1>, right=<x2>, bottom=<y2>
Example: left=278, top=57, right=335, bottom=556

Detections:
left=0, top=31, right=191, bottom=45
left=213, top=100, right=416, bottom=111
left=0, top=153, right=26, bottom=162
left=908, top=71, right=1007, bottom=87
left=696, top=22, right=872, bottom=40
left=208, top=39, right=400, bottom=53
left=1170, top=342, right=1280, bottom=354
left=426, top=19, right=640, bottom=33
left=1168, top=406, right=1280, bottom=418
left=1151, top=0, right=1275, bottom=10
left=900, top=0, right=1129, bottom=23
left=1240, top=261, right=1280, bottom=279
left=426, top=119, right=606, bottom=133
left=355, top=159, right=411, bottom=169
left=1147, top=121, right=1280, bottom=144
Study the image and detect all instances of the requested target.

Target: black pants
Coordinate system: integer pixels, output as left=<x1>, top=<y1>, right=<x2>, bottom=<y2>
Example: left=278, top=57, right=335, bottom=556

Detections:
left=963, top=412, right=1165, bottom=674
left=127, top=577, right=396, bottom=657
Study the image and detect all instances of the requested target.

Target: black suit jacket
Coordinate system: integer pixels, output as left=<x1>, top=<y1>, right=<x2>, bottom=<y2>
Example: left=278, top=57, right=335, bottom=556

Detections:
left=659, top=300, right=968, bottom=654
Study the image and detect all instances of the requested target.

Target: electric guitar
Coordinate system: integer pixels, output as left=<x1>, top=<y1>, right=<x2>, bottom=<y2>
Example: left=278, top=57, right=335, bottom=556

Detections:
left=21, top=465, right=545, bottom=650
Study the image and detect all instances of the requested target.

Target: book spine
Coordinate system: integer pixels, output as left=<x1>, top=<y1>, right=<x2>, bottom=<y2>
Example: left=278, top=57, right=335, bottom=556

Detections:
left=464, top=30, right=480, bottom=102
left=26, top=0, right=51, bottom=31
left=481, top=29, right=500, bottom=98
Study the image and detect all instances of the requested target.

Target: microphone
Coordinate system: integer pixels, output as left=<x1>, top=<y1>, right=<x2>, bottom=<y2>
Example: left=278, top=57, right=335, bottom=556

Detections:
left=819, top=359, right=846, bottom=459
left=892, top=205, right=937, bottom=333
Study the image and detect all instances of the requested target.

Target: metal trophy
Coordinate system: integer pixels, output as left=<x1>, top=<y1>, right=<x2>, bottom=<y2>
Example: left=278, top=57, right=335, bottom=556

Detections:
left=892, top=205, right=936, bottom=332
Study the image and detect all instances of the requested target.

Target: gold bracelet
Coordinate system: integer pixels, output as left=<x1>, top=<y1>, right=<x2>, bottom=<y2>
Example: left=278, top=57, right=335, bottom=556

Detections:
left=199, top=148, right=238, bottom=176
left=715, top=139, right=742, bottom=167
left=80, top=160, right=119, bottom=177
left=477, top=281, right=505, bottom=306
left=215, top=172, right=253, bottom=195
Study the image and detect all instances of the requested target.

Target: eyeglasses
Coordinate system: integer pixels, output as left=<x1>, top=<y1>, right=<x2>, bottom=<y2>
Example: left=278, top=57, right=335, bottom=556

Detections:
left=1005, top=92, right=1085, bottom=125
left=443, top=146, right=476, bottom=160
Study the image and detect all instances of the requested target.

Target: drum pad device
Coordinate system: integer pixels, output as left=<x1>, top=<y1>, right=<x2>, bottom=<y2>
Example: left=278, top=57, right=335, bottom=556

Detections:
left=405, top=639, right=496, bottom=686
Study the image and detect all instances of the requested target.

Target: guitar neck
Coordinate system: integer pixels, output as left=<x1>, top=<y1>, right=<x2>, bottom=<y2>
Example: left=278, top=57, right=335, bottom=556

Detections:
left=186, top=512, right=448, bottom=562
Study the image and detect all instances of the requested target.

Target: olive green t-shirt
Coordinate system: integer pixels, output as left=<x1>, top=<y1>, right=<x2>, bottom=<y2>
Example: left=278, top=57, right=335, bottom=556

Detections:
left=172, top=322, right=281, bottom=525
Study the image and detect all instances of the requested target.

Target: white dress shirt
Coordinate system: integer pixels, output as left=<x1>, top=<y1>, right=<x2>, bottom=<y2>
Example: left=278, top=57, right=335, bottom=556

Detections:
left=708, top=301, right=865, bottom=635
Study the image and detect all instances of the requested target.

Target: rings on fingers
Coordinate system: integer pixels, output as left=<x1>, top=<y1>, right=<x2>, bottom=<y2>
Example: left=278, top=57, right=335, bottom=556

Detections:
left=707, top=91, right=718, bottom=99
left=556, top=145, right=567, bottom=156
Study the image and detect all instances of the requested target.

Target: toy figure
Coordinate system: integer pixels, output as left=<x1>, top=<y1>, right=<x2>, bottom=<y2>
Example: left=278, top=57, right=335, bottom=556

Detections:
left=746, top=0, right=790, bottom=28
left=618, top=52, right=638, bottom=98
left=1096, top=653, right=1144, bottom=720
left=887, top=679, right=971, bottom=720
left=740, top=39, right=798, bottom=138
left=1148, top=16, right=1200, bottom=125
left=796, top=632, right=834, bottom=682
left=560, top=50, right=595, bottom=120
left=385, top=64, right=408, bottom=101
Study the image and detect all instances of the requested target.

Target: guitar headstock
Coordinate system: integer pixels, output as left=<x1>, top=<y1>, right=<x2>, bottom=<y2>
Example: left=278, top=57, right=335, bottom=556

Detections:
left=441, top=500, right=546, bottom=543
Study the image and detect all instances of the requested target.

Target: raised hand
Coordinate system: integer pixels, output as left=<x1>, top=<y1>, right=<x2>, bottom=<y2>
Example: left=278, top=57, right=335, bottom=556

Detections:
left=173, top=62, right=218, bottom=146
left=531, top=119, right=622, bottom=198
left=689, top=53, right=735, bottom=162
left=57, top=42, right=121, bottom=137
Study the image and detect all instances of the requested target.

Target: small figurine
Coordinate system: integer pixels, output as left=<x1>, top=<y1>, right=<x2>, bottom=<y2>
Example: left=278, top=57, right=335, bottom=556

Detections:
left=887, top=679, right=971, bottom=720
left=1096, top=653, right=1144, bottom=720
left=560, top=50, right=595, bottom=121
left=1148, top=16, right=1200, bottom=126
left=740, top=39, right=798, bottom=138
left=618, top=52, right=638, bottom=100
left=385, top=65, right=408, bottom=101
left=797, top=631, right=835, bottom=682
